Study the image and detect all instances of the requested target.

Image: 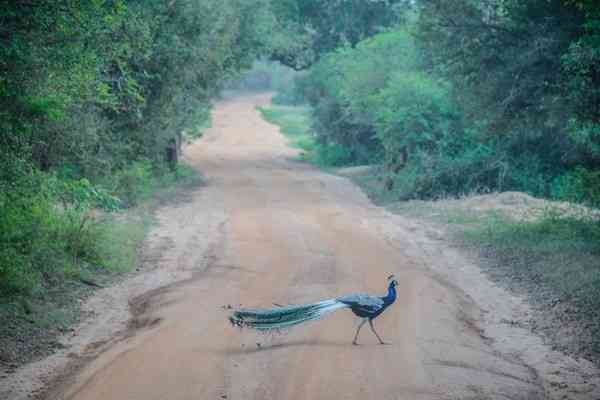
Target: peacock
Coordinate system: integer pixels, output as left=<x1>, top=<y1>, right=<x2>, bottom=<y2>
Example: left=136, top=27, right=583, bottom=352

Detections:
left=229, top=275, right=398, bottom=345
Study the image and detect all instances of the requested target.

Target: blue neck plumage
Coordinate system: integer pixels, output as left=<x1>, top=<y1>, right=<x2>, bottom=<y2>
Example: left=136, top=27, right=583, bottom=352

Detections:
left=382, top=283, right=397, bottom=305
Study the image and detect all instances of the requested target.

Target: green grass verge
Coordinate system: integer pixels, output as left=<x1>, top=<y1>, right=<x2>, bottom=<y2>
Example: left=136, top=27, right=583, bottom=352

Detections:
left=461, top=211, right=600, bottom=357
left=0, top=162, right=202, bottom=369
left=257, top=104, right=357, bottom=167
left=257, top=105, right=317, bottom=160
left=183, top=114, right=212, bottom=143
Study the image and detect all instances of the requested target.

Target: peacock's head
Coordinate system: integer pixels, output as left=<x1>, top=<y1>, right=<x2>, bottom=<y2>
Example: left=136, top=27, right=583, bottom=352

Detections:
left=387, top=274, right=398, bottom=288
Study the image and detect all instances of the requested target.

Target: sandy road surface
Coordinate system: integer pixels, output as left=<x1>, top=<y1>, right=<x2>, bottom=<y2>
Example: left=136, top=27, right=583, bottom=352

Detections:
left=33, top=94, right=600, bottom=400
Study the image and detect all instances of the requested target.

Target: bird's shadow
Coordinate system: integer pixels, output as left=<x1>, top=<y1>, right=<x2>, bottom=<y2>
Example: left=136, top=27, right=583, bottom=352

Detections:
left=218, top=339, right=350, bottom=356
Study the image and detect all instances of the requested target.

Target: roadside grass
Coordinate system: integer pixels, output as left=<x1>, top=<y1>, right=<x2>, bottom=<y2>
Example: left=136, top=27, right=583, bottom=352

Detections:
left=258, top=103, right=360, bottom=167
left=0, top=163, right=202, bottom=369
left=183, top=113, right=212, bottom=143
left=386, top=196, right=600, bottom=361
left=257, top=105, right=318, bottom=162
left=140, top=163, right=203, bottom=207
left=462, top=210, right=600, bottom=357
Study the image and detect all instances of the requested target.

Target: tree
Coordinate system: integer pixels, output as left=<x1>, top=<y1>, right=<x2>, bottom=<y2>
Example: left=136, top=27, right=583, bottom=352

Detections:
left=269, top=0, right=407, bottom=69
left=561, top=1, right=600, bottom=164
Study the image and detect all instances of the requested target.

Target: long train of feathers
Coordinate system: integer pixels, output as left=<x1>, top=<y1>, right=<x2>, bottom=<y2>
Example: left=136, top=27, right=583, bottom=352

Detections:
left=229, top=299, right=348, bottom=331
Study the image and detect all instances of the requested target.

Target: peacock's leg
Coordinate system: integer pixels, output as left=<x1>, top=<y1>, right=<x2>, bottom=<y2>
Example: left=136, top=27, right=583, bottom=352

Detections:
left=368, top=319, right=388, bottom=345
left=353, top=318, right=368, bottom=345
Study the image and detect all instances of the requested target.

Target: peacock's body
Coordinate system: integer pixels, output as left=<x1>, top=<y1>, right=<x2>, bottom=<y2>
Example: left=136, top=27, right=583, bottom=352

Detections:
left=230, top=276, right=398, bottom=345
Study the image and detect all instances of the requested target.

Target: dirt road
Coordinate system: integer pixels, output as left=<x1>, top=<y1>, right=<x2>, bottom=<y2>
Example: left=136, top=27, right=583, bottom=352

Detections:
left=41, top=94, right=600, bottom=399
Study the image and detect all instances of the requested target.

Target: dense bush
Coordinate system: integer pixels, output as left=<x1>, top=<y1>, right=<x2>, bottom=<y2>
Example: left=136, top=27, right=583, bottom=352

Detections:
left=414, top=0, right=600, bottom=201
left=300, top=29, right=498, bottom=194
left=0, top=172, right=119, bottom=296
left=0, top=0, right=275, bottom=298
left=300, top=30, right=420, bottom=165
left=269, top=0, right=404, bottom=69
left=296, top=1, right=600, bottom=203
left=371, top=73, right=458, bottom=167
left=552, top=167, right=600, bottom=207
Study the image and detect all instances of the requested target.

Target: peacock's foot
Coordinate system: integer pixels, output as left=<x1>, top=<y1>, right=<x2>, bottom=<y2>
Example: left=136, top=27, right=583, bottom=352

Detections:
left=352, top=341, right=359, bottom=345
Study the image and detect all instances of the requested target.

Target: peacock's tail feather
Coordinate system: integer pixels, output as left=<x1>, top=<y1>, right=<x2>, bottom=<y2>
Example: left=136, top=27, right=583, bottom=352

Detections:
left=230, top=299, right=348, bottom=331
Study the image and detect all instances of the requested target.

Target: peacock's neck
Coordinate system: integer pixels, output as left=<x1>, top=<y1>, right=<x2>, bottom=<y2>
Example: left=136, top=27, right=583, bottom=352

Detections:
left=383, top=284, right=397, bottom=305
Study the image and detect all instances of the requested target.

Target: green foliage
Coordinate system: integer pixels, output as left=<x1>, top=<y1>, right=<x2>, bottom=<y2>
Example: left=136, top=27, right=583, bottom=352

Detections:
left=258, top=105, right=317, bottom=152
left=269, top=0, right=406, bottom=69
left=301, top=30, right=421, bottom=165
left=0, top=0, right=276, bottom=301
left=0, top=0, right=276, bottom=178
left=313, top=143, right=355, bottom=167
left=386, top=142, right=505, bottom=200
left=0, top=161, right=199, bottom=299
left=371, top=72, right=459, bottom=165
left=412, top=0, right=600, bottom=199
left=301, top=28, right=506, bottom=194
left=259, top=106, right=310, bottom=137
left=296, top=1, right=600, bottom=202
left=0, top=172, right=107, bottom=296
left=183, top=110, right=212, bottom=143
left=567, top=120, right=600, bottom=156
left=111, top=160, right=155, bottom=208
left=93, top=215, right=147, bottom=274
left=59, top=178, right=121, bottom=212
left=552, top=167, right=600, bottom=206
left=562, top=4, right=600, bottom=160
left=110, top=161, right=201, bottom=208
